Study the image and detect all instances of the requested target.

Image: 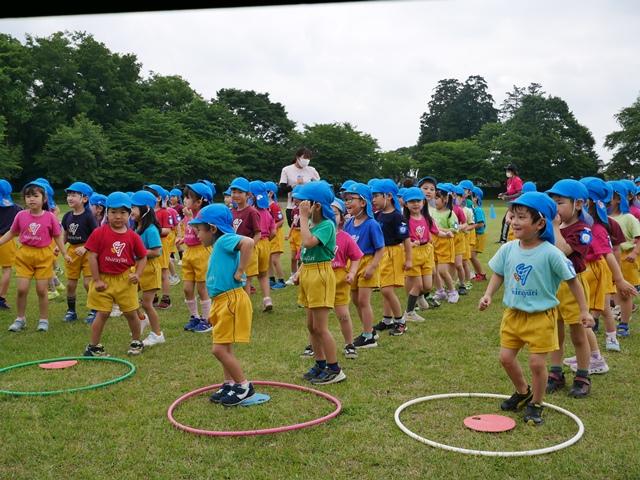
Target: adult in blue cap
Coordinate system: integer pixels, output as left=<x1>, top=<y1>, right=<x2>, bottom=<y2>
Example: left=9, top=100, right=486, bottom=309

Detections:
left=0, top=179, right=22, bottom=309
left=279, top=147, right=321, bottom=227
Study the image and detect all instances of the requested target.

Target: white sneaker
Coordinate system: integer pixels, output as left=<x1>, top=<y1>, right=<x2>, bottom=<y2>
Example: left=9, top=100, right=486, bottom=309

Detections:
left=37, top=320, right=49, bottom=332
left=139, top=314, right=150, bottom=335
left=110, top=304, right=122, bottom=318
left=262, top=297, right=273, bottom=312
left=8, top=319, right=26, bottom=332
left=285, top=276, right=295, bottom=286
left=606, top=337, right=621, bottom=352
left=416, top=295, right=430, bottom=310
left=403, top=310, right=425, bottom=322
left=169, top=275, right=181, bottom=286
left=569, top=356, right=609, bottom=375
left=177, top=260, right=182, bottom=266
left=563, top=356, right=577, bottom=367
left=142, top=331, right=166, bottom=347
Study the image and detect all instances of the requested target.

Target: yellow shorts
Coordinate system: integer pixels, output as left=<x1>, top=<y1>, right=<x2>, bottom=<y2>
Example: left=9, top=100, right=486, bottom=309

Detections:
left=270, top=227, right=284, bottom=254
left=556, top=274, right=591, bottom=325
left=351, top=254, right=380, bottom=290
left=15, top=245, right=55, bottom=280
left=247, top=238, right=271, bottom=277
left=87, top=272, right=139, bottom=313
left=604, top=259, right=616, bottom=295
left=584, top=259, right=608, bottom=312
left=433, top=236, right=455, bottom=265
left=507, top=226, right=516, bottom=242
left=620, top=249, right=640, bottom=286
left=209, top=287, right=253, bottom=344
left=159, top=236, right=171, bottom=269
left=65, top=244, right=91, bottom=280
left=406, top=243, right=433, bottom=277
left=469, top=229, right=476, bottom=247
left=139, top=256, right=161, bottom=292
left=167, top=230, right=178, bottom=254
left=500, top=307, right=559, bottom=353
left=473, top=233, right=486, bottom=253
left=182, top=244, right=211, bottom=282
left=0, top=239, right=17, bottom=268
left=454, top=232, right=465, bottom=256
left=289, top=228, right=301, bottom=259
left=463, top=234, right=471, bottom=260
left=298, top=262, right=335, bottom=309
left=333, top=267, right=351, bottom=306
left=380, top=244, right=405, bottom=288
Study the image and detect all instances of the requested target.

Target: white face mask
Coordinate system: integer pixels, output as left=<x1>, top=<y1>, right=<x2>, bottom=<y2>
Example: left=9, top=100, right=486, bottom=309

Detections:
left=298, top=157, right=310, bottom=168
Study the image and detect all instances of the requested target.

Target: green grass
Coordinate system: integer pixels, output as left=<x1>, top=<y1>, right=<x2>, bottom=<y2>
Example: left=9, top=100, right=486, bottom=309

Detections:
left=1, top=202, right=639, bottom=480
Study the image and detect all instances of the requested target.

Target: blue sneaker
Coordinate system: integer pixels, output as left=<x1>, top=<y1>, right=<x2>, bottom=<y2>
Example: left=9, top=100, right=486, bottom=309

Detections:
left=194, top=320, right=213, bottom=333
left=184, top=315, right=201, bottom=331
left=84, top=310, right=97, bottom=325
left=209, top=383, right=233, bottom=403
left=269, top=279, right=276, bottom=288
left=272, top=280, right=286, bottom=289
left=617, top=323, right=630, bottom=337
left=63, top=310, right=78, bottom=322
left=220, top=383, right=255, bottom=407
left=0, top=297, right=9, bottom=309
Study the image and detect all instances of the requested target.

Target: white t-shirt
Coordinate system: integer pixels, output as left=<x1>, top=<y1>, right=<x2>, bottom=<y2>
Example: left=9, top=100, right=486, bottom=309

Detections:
left=279, top=163, right=320, bottom=208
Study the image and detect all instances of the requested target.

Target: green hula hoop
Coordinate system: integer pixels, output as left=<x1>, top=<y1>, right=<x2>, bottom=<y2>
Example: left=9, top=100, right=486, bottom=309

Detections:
left=0, top=356, right=136, bottom=396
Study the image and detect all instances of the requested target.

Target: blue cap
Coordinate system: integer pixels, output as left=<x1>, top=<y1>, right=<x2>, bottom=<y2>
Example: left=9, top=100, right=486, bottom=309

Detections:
left=620, top=179, right=637, bottom=198
left=472, top=186, right=484, bottom=206
left=292, top=180, right=336, bottom=223
left=580, top=177, right=609, bottom=225
left=89, top=193, right=107, bottom=207
left=229, top=177, right=251, bottom=193
left=126, top=191, right=134, bottom=198
left=106, top=191, right=132, bottom=210
left=186, top=183, right=213, bottom=203
left=188, top=204, right=235, bottom=234
left=458, top=180, right=474, bottom=191
left=24, top=179, right=54, bottom=207
left=546, top=179, right=589, bottom=201
left=0, top=179, right=14, bottom=206
left=452, top=185, right=465, bottom=196
left=340, top=180, right=356, bottom=192
left=436, top=182, right=453, bottom=194
left=418, top=176, right=437, bottom=187
left=331, top=198, right=346, bottom=215
left=223, top=187, right=232, bottom=196
left=198, top=179, right=217, bottom=199
left=131, top=190, right=158, bottom=208
left=510, top=192, right=557, bottom=243
left=169, top=188, right=182, bottom=198
left=265, top=181, right=278, bottom=194
left=344, top=183, right=374, bottom=219
left=65, top=181, right=93, bottom=197
left=522, top=181, right=537, bottom=193
left=608, top=181, right=629, bottom=213
left=370, top=178, right=402, bottom=212
left=403, top=187, right=426, bottom=203
left=635, top=177, right=640, bottom=184
left=249, top=180, right=270, bottom=209
left=144, top=184, right=164, bottom=198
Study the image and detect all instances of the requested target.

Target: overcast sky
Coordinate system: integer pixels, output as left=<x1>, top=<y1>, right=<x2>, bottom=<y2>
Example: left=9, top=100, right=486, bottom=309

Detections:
left=1, top=0, right=639, bottom=161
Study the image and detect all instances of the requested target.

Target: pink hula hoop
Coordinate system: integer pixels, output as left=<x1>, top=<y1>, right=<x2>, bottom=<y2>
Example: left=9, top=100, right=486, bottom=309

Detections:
left=167, top=380, right=342, bottom=436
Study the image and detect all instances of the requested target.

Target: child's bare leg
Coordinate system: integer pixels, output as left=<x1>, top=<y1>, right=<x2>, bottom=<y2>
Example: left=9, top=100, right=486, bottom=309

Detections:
left=500, top=347, right=528, bottom=393
left=16, top=277, right=30, bottom=317
left=213, top=344, right=246, bottom=384
left=381, top=286, right=402, bottom=317
left=141, top=290, right=161, bottom=335
left=90, top=311, right=110, bottom=344
left=312, top=307, right=337, bottom=364
left=357, top=288, right=374, bottom=333
left=123, top=310, right=141, bottom=341
left=35, top=279, right=48, bottom=319
left=529, top=353, right=548, bottom=404
left=334, top=304, right=353, bottom=345
left=569, top=324, right=590, bottom=371
left=0, top=266, right=12, bottom=298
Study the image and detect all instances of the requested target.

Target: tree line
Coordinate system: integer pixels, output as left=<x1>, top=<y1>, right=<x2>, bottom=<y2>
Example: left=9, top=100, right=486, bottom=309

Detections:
left=0, top=31, right=638, bottom=192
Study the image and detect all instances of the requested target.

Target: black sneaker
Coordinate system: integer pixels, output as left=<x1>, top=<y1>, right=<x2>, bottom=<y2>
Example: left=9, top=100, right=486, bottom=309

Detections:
left=374, top=320, right=394, bottom=331
left=310, top=367, right=346, bottom=385
left=300, top=344, right=314, bottom=357
left=372, top=328, right=380, bottom=340
left=353, top=333, right=378, bottom=349
left=523, top=403, right=544, bottom=426
left=546, top=371, right=566, bottom=394
left=426, top=296, right=441, bottom=308
left=127, top=340, right=144, bottom=356
left=209, top=383, right=233, bottom=403
left=591, top=318, right=600, bottom=334
left=343, top=344, right=358, bottom=359
left=0, top=297, right=9, bottom=309
left=568, top=376, right=591, bottom=398
left=500, top=386, right=533, bottom=411
left=389, top=323, right=406, bottom=336
left=303, top=365, right=323, bottom=381
left=84, top=343, right=109, bottom=357
left=458, top=285, right=468, bottom=295
left=220, top=383, right=255, bottom=407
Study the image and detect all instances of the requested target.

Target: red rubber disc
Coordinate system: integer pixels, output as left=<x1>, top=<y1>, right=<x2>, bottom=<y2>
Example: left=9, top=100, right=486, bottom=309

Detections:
left=38, top=360, right=79, bottom=370
left=464, top=414, right=516, bottom=432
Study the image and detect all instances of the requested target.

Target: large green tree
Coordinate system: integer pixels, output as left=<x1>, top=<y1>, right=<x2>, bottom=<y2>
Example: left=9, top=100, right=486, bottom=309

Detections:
left=414, top=139, right=491, bottom=184
left=0, top=116, right=22, bottom=178
left=604, top=94, right=640, bottom=178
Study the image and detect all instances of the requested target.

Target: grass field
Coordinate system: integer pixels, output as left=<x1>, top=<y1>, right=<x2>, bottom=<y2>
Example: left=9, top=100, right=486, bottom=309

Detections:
left=1, top=202, right=639, bottom=480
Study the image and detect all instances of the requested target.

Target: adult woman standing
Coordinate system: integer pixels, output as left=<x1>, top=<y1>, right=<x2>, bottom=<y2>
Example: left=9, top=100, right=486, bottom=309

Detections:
left=497, top=163, right=523, bottom=243
left=279, top=147, right=320, bottom=227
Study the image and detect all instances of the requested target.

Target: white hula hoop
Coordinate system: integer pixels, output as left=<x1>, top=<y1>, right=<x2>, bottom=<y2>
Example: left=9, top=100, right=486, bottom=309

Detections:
left=394, top=393, right=584, bottom=457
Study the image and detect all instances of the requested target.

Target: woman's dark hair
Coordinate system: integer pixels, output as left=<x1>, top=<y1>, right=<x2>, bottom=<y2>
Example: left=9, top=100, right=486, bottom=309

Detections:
left=403, top=201, right=435, bottom=230
left=435, top=189, right=454, bottom=218
left=293, top=147, right=312, bottom=163
left=183, top=186, right=210, bottom=208
left=134, top=205, right=161, bottom=235
left=22, top=185, right=49, bottom=211
left=402, top=178, right=416, bottom=188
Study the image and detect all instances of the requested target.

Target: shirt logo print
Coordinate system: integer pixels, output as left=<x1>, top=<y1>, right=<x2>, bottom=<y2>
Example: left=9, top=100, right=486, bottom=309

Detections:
left=415, top=225, right=425, bottom=239
left=68, top=223, right=79, bottom=236
left=111, top=241, right=126, bottom=257
left=514, top=263, right=533, bottom=286
left=232, top=218, right=243, bottom=232
left=28, top=222, right=41, bottom=236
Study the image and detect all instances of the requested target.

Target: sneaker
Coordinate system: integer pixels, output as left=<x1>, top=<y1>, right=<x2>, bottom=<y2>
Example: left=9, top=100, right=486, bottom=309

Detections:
left=591, top=317, right=600, bottom=333
left=500, top=386, right=533, bottom=411
left=303, top=365, right=324, bottom=381
left=262, top=297, right=273, bottom=312
left=110, top=305, right=122, bottom=317
left=37, top=320, right=49, bottom=332
left=250, top=285, right=257, bottom=295
left=84, top=310, right=97, bottom=325
left=569, top=357, right=609, bottom=375
left=127, top=340, right=144, bottom=356
left=285, top=276, right=295, bottom=286
left=209, top=383, right=233, bottom=403
left=353, top=333, right=377, bottom=349
left=457, top=285, right=467, bottom=296
left=157, top=297, right=171, bottom=310
left=177, top=259, right=182, bottom=266
left=84, top=343, right=109, bottom=357
left=55, top=282, right=66, bottom=293
left=152, top=295, right=159, bottom=306
left=372, top=328, right=380, bottom=340
left=426, top=296, right=441, bottom=308
left=0, top=297, right=10, bottom=309
left=194, top=320, right=213, bottom=333
left=184, top=316, right=201, bottom=331
left=403, top=310, right=425, bottom=322
left=374, top=320, right=394, bottom=331
left=343, top=344, right=358, bottom=359
left=47, top=290, right=60, bottom=300
left=612, top=305, right=621, bottom=322
left=139, top=314, right=150, bottom=335
left=617, top=323, right=630, bottom=337
left=272, top=280, right=286, bottom=289
left=464, top=281, right=473, bottom=290
left=389, top=322, right=407, bottom=336
left=416, top=295, right=430, bottom=310
left=221, top=383, right=255, bottom=406
left=310, top=367, right=346, bottom=385
left=8, top=318, right=25, bottom=332
left=142, top=331, right=166, bottom=347
left=546, top=371, right=566, bottom=393
left=606, top=337, right=621, bottom=352
left=300, top=344, right=314, bottom=357
left=568, top=376, right=591, bottom=398
left=169, top=275, right=181, bottom=286
left=523, top=403, right=544, bottom=426
left=269, top=278, right=276, bottom=287
left=562, top=356, right=577, bottom=367
left=447, top=290, right=459, bottom=304
left=63, top=310, right=78, bottom=322
left=434, top=289, right=447, bottom=301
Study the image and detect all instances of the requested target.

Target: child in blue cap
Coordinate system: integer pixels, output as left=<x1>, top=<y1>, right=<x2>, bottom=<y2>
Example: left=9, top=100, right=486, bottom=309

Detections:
left=190, top=204, right=257, bottom=406
left=479, top=192, right=590, bottom=426
left=0, top=179, right=22, bottom=310
left=294, top=181, right=346, bottom=384
left=470, top=186, right=487, bottom=281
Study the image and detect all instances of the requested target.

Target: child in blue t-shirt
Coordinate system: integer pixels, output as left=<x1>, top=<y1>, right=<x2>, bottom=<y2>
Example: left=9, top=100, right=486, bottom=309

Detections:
left=470, top=186, right=487, bottom=281
left=479, top=192, right=591, bottom=426
left=189, top=204, right=256, bottom=407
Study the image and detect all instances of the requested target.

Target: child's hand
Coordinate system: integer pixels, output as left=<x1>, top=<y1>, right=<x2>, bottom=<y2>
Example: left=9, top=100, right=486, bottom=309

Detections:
left=581, top=311, right=595, bottom=328
left=478, top=295, right=491, bottom=311
left=94, top=279, right=107, bottom=292
left=552, top=214, right=562, bottom=228
left=234, top=269, right=244, bottom=282
left=293, top=272, right=300, bottom=285
left=624, top=252, right=637, bottom=263
left=616, top=278, right=638, bottom=298
left=299, top=201, right=311, bottom=218
left=404, top=260, right=412, bottom=271
left=183, top=207, right=193, bottom=219
left=75, top=246, right=86, bottom=256
left=363, top=264, right=375, bottom=280
left=345, top=271, right=355, bottom=284
left=53, top=246, right=60, bottom=256
left=63, top=253, right=73, bottom=264
left=446, top=231, right=454, bottom=238
left=175, top=237, right=184, bottom=246
left=285, top=234, right=290, bottom=240
left=128, top=272, right=139, bottom=285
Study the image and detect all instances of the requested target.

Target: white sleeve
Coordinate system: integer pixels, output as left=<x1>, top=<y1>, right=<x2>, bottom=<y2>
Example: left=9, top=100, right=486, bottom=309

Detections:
left=312, top=167, right=320, bottom=180
left=279, top=166, right=289, bottom=186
